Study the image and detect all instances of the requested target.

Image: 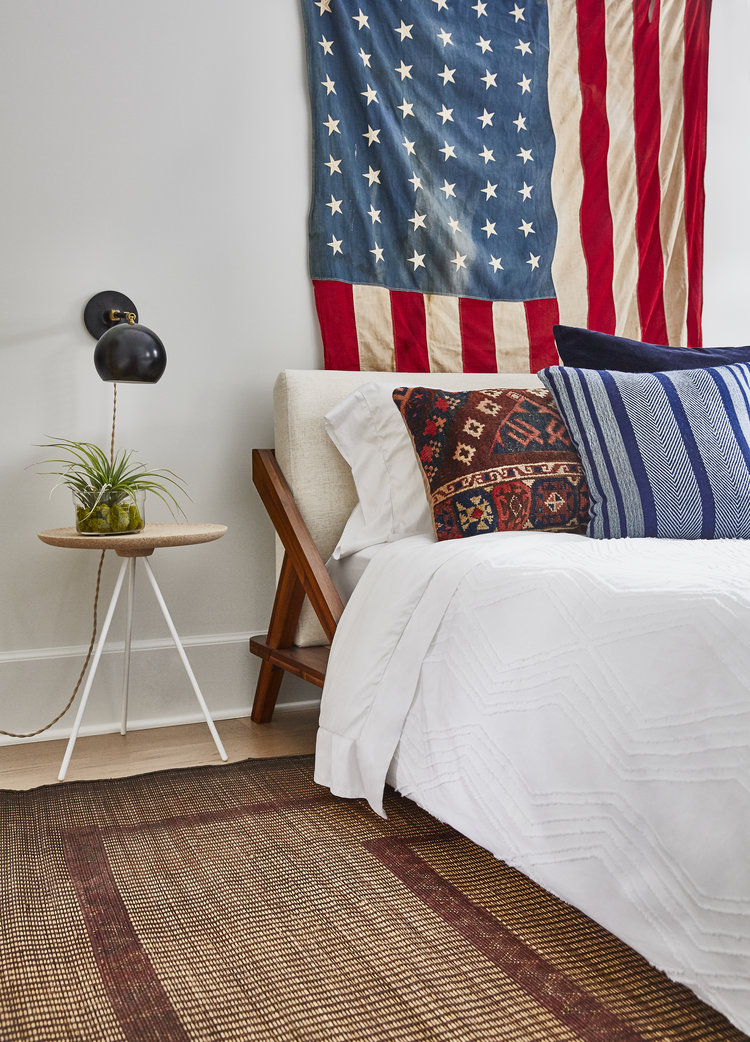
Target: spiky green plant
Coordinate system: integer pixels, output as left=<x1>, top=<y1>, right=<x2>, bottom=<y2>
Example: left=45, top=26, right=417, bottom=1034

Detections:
left=37, top=438, right=188, bottom=533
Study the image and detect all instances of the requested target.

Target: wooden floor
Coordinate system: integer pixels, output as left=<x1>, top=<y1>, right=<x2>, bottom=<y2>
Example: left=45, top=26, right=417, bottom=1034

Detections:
left=0, top=706, right=319, bottom=791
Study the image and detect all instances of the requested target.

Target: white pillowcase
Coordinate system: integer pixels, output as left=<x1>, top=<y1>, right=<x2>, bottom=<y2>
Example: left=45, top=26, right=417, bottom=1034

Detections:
left=325, top=381, right=435, bottom=559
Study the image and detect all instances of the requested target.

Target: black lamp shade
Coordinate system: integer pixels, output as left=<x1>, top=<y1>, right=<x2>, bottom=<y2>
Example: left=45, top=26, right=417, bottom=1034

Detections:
left=93, top=322, right=167, bottom=383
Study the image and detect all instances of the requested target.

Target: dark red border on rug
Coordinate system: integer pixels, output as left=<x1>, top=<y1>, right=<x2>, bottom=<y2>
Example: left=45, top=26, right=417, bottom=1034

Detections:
left=364, top=834, right=649, bottom=1042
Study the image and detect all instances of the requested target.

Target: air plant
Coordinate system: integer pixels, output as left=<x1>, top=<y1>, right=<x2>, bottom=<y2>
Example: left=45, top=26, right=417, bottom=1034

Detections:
left=37, top=438, right=188, bottom=534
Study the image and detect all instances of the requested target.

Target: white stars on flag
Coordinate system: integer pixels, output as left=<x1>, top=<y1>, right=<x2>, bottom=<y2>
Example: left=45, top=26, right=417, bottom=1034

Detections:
left=306, top=0, right=554, bottom=301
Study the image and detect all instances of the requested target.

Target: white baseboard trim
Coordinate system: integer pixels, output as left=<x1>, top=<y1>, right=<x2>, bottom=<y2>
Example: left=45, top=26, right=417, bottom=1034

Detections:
left=0, top=699, right=322, bottom=746
left=0, top=630, right=256, bottom=665
left=0, top=630, right=320, bottom=746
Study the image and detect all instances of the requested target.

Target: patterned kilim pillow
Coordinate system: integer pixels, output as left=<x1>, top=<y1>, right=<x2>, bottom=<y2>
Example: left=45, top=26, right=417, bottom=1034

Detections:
left=392, top=386, right=590, bottom=540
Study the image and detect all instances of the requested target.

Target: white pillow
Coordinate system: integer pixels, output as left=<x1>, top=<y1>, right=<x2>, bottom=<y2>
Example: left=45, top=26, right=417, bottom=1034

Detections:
left=325, top=382, right=435, bottom=559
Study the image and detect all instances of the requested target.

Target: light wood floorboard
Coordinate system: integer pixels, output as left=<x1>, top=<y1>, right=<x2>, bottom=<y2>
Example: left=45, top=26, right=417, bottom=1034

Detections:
left=0, top=707, right=319, bottom=791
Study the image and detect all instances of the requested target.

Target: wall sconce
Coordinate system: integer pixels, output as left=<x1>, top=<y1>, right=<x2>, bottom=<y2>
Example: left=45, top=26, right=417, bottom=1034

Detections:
left=83, top=291, right=167, bottom=383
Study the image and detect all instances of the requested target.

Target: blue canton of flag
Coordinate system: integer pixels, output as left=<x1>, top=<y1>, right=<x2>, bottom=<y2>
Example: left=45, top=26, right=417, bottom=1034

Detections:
left=302, top=0, right=557, bottom=303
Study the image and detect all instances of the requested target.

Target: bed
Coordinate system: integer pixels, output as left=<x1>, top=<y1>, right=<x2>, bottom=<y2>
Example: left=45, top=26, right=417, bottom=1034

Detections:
left=250, top=367, right=750, bottom=1037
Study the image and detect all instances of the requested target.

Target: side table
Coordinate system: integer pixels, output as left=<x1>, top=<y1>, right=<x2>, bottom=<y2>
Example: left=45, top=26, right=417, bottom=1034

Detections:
left=37, top=523, right=230, bottom=780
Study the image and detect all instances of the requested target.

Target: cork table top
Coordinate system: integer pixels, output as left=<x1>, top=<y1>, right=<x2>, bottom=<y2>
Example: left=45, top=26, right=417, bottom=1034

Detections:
left=37, top=522, right=227, bottom=557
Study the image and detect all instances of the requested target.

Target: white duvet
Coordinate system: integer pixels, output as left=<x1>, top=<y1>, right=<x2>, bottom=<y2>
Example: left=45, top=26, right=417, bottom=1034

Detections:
left=315, top=530, right=750, bottom=1034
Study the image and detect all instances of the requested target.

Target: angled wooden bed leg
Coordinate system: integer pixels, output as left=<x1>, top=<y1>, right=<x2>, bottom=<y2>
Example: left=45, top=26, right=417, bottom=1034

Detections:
left=251, top=552, right=306, bottom=723
left=250, top=449, right=345, bottom=723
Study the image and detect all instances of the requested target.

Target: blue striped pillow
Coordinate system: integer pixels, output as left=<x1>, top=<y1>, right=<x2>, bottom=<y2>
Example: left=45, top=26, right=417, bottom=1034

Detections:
left=538, top=363, right=750, bottom=539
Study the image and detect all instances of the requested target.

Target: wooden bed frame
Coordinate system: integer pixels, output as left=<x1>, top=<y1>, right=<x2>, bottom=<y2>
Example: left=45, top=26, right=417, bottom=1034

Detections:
left=248, top=449, right=343, bottom=723
left=248, top=369, right=542, bottom=723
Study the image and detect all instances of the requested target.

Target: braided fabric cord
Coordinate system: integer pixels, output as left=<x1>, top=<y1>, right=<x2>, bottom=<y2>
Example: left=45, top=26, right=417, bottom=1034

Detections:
left=0, top=384, right=118, bottom=738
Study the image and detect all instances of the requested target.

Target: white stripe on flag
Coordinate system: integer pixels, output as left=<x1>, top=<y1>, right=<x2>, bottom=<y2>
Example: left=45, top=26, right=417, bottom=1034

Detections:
left=547, top=5, right=588, bottom=332
left=492, top=301, right=532, bottom=372
left=659, top=7, right=690, bottom=346
left=353, top=284, right=395, bottom=371
left=605, top=2, right=642, bottom=340
left=424, top=294, right=463, bottom=373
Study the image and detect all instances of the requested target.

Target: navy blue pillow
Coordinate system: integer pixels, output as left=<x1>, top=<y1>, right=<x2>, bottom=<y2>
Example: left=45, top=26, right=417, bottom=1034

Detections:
left=552, top=325, right=750, bottom=373
left=538, top=362, right=750, bottom=540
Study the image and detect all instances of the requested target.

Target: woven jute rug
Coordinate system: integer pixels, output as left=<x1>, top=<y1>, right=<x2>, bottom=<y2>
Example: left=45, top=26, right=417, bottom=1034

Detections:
left=1, top=755, right=746, bottom=1042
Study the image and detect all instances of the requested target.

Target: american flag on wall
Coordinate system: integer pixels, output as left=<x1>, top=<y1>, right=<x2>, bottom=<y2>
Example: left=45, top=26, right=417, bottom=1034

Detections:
left=301, top=0, right=711, bottom=373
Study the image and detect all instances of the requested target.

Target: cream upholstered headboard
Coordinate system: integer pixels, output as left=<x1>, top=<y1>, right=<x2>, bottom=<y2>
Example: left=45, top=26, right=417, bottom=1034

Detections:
left=273, top=369, right=543, bottom=645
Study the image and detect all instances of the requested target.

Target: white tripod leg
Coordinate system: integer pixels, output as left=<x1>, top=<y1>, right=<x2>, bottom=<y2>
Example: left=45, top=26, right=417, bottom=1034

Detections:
left=120, top=557, right=136, bottom=735
left=58, top=557, right=129, bottom=781
left=141, top=557, right=228, bottom=762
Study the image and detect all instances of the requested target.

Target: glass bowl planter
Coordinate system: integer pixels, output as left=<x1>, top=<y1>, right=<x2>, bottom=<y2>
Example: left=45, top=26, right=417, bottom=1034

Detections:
left=74, top=490, right=145, bottom=535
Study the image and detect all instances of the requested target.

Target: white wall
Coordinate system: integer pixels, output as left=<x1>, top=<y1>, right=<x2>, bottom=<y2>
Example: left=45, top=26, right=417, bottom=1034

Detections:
left=703, top=0, right=750, bottom=343
left=1, top=2, right=749, bottom=746
left=0, top=1, right=321, bottom=743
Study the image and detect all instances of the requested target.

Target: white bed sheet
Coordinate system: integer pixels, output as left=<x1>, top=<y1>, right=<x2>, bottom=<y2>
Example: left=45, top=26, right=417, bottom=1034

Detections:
left=326, top=543, right=385, bottom=604
left=315, top=530, right=750, bottom=1034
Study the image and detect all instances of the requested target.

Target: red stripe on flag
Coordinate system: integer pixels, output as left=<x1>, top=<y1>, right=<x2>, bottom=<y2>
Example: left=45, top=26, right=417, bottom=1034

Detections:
left=313, top=281, right=360, bottom=369
left=390, top=290, right=430, bottom=371
left=525, top=298, right=560, bottom=372
left=632, top=1, right=668, bottom=344
left=459, top=298, right=497, bottom=372
left=576, top=0, right=616, bottom=334
left=682, top=0, right=710, bottom=346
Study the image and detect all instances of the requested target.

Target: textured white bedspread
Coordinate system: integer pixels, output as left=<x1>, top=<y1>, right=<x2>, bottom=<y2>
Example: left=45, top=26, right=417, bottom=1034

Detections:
left=315, top=530, right=750, bottom=1033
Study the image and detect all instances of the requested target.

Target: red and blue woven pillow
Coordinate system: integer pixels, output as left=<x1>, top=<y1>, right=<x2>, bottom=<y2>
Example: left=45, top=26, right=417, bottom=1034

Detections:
left=392, top=385, right=589, bottom=541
